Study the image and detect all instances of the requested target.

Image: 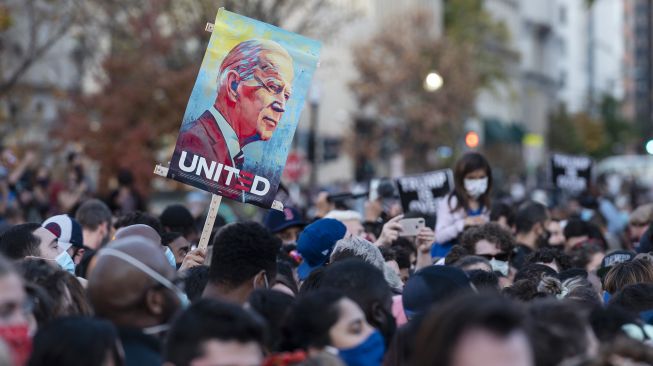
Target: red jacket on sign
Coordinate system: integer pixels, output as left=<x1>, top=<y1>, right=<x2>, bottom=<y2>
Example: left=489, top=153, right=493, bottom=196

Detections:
left=175, top=110, right=233, bottom=168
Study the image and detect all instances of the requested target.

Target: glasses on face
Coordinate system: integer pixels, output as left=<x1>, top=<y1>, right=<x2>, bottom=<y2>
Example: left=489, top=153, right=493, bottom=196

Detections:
left=252, top=74, right=291, bottom=101
left=478, top=252, right=510, bottom=262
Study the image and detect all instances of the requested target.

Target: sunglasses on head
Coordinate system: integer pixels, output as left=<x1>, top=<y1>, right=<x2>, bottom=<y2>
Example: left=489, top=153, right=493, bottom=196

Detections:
left=478, top=252, right=510, bottom=262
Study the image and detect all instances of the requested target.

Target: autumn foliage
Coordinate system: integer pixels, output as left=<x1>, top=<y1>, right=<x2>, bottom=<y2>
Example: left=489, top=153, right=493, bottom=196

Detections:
left=349, top=11, right=478, bottom=173
left=59, top=2, right=204, bottom=195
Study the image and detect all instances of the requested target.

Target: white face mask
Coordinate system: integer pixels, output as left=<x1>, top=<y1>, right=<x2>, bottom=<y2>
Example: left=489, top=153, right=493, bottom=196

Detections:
left=55, top=251, right=76, bottom=275
left=489, top=258, right=509, bottom=276
left=164, top=247, right=177, bottom=268
left=464, top=177, right=488, bottom=199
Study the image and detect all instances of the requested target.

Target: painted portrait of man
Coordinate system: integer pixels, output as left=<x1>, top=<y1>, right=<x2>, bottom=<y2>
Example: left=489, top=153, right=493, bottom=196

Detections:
left=175, top=39, right=295, bottom=170
left=167, top=9, right=321, bottom=208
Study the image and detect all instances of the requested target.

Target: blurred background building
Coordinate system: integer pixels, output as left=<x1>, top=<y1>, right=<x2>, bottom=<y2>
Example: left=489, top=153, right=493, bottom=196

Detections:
left=0, top=0, right=648, bottom=205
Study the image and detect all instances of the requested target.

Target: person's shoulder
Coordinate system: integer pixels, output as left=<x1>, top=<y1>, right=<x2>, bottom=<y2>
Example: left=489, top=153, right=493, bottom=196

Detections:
left=439, top=193, right=458, bottom=208
left=182, top=111, right=213, bottom=133
left=179, top=112, right=222, bottom=143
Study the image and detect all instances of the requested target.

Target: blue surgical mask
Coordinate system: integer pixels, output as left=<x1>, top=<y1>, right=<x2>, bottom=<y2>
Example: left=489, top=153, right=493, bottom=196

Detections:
left=338, top=330, right=385, bottom=366
left=164, top=247, right=176, bottom=268
left=489, top=258, right=509, bottom=277
left=55, top=251, right=75, bottom=275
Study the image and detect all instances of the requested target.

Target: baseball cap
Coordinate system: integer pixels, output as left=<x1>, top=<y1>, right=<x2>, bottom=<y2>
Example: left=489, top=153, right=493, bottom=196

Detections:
left=597, top=250, right=636, bottom=278
left=42, top=214, right=84, bottom=251
left=402, top=266, right=473, bottom=318
left=296, top=218, right=346, bottom=280
left=263, top=207, right=306, bottom=233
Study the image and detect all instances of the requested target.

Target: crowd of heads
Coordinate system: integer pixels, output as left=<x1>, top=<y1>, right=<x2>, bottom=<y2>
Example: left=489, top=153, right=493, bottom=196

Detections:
left=2, top=149, right=653, bottom=365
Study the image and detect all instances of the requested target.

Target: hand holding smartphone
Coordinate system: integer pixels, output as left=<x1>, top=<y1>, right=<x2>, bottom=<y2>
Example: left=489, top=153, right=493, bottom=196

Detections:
left=398, top=218, right=425, bottom=237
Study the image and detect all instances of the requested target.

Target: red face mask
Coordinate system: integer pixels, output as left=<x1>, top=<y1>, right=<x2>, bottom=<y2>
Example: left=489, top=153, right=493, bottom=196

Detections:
left=0, top=324, right=32, bottom=366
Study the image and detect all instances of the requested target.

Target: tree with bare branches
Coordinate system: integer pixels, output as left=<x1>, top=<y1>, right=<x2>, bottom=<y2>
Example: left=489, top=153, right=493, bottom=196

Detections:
left=56, top=0, right=352, bottom=194
left=350, top=0, right=510, bottom=175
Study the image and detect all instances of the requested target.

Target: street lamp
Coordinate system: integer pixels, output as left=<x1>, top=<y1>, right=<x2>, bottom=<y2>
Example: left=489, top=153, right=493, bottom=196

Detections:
left=646, top=139, right=653, bottom=155
left=424, top=71, right=443, bottom=92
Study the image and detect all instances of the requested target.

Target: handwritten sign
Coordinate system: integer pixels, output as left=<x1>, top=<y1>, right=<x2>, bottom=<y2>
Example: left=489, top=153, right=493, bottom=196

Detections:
left=551, top=153, right=592, bottom=193
left=395, top=169, right=453, bottom=214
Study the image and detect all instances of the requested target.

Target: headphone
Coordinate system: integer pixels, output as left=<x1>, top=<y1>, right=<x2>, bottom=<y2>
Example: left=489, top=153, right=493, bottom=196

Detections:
left=231, top=81, right=238, bottom=91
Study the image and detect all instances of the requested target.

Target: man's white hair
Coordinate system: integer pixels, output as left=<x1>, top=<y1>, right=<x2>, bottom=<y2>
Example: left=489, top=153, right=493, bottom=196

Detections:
left=324, top=210, right=362, bottom=222
left=218, top=38, right=291, bottom=88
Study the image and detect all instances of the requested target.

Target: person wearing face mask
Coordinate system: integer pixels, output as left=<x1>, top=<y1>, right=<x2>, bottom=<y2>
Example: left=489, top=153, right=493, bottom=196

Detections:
left=203, top=222, right=281, bottom=305
left=161, top=232, right=190, bottom=270
left=459, top=223, right=515, bottom=278
left=0, top=255, right=32, bottom=366
left=88, top=235, right=187, bottom=366
left=434, top=153, right=493, bottom=258
left=114, top=224, right=206, bottom=273
left=0, top=222, right=78, bottom=278
left=282, top=289, right=384, bottom=366
left=41, top=214, right=85, bottom=275
left=512, top=201, right=550, bottom=270
left=320, top=259, right=397, bottom=350
left=0, top=223, right=60, bottom=262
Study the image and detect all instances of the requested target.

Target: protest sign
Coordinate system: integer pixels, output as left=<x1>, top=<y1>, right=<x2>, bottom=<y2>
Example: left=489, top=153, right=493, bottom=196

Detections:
left=395, top=169, right=453, bottom=215
left=166, top=8, right=321, bottom=209
left=550, top=153, right=592, bottom=193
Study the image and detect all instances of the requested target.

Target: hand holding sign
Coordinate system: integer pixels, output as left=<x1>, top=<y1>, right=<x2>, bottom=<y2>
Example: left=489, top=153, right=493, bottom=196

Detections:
left=178, top=248, right=206, bottom=272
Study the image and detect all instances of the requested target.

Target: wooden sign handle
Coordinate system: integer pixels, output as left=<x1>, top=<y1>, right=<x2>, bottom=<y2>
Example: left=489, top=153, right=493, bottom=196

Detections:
left=197, top=194, right=222, bottom=252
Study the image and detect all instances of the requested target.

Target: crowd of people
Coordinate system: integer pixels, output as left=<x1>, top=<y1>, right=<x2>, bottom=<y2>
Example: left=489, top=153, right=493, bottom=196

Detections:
left=2, top=147, right=653, bottom=365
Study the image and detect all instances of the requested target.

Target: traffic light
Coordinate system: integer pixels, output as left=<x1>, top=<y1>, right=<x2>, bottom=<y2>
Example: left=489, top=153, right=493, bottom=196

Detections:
left=465, top=131, right=480, bottom=149
left=463, top=117, right=483, bottom=150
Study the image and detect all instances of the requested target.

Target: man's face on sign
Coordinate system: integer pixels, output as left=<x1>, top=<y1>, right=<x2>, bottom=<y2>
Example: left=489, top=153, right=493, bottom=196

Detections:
left=234, top=50, right=294, bottom=141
